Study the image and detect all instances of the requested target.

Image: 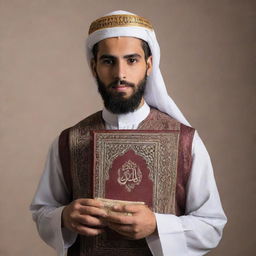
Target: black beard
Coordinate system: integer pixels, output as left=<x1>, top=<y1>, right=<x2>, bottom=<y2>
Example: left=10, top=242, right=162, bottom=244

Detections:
left=96, top=74, right=147, bottom=114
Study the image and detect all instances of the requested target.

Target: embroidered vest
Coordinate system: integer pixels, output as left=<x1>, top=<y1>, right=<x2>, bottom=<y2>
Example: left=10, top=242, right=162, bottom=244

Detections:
left=59, top=108, right=195, bottom=256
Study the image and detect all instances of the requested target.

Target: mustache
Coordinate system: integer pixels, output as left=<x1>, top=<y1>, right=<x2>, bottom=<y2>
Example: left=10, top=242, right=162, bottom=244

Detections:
left=109, top=80, right=135, bottom=88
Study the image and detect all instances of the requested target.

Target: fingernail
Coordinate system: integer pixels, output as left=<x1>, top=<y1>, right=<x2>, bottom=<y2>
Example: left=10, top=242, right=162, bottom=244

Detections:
left=113, top=205, right=119, bottom=210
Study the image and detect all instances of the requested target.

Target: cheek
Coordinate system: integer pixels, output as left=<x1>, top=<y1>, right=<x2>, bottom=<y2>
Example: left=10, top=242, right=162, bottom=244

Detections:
left=96, top=67, right=111, bottom=80
left=129, top=65, right=147, bottom=82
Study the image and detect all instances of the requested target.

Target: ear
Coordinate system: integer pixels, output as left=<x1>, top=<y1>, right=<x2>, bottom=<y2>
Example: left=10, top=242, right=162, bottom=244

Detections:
left=90, top=58, right=97, bottom=78
left=146, top=56, right=153, bottom=76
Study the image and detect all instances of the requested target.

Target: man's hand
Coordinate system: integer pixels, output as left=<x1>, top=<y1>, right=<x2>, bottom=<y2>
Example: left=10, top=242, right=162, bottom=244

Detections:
left=104, top=204, right=156, bottom=240
left=62, top=198, right=107, bottom=236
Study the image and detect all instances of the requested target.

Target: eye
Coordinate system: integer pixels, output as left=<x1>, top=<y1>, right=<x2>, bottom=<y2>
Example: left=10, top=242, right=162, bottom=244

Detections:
left=127, top=58, right=138, bottom=64
left=101, top=58, right=115, bottom=65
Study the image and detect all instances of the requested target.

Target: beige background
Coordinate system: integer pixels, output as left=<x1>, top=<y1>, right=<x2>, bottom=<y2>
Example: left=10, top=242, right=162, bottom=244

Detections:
left=0, top=0, right=255, bottom=255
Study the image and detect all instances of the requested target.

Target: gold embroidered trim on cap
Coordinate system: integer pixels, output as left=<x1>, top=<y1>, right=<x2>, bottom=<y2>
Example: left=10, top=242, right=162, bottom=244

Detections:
left=89, top=14, right=153, bottom=34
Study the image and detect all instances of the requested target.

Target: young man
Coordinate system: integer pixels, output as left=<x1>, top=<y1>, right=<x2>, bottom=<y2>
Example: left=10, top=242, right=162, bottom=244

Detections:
left=30, top=10, right=227, bottom=256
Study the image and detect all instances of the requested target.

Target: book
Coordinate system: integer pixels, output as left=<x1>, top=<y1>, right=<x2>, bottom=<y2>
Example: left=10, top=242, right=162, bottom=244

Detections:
left=91, top=130, right=179, bottom=214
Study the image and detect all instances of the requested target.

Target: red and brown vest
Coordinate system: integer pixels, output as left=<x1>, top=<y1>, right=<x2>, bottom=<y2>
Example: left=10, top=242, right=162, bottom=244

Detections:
left=59, top=108, right=195, bottom=256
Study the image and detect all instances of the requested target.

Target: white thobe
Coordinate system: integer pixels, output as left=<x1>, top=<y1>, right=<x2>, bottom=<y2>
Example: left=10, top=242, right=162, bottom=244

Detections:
left=30, top=102, right=227, bottom=256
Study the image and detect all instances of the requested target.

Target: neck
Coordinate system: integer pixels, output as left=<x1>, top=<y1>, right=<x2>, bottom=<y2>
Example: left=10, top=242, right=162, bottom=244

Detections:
left=102, top=101, right=150, bottom=129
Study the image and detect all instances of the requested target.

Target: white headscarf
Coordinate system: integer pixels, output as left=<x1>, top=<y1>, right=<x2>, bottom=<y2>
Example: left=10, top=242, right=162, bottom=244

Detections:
left=87, top=10, right=191, bottom=127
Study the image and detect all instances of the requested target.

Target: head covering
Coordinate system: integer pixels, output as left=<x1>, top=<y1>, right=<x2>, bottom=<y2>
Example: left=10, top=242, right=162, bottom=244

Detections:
left=87, top=10, right=190, bottom=126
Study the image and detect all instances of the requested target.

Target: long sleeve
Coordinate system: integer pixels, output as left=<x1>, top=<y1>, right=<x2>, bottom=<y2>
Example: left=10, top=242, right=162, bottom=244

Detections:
left=30, top=137, right=77, bottom=256
left=146, top=131, right=227, bottom=255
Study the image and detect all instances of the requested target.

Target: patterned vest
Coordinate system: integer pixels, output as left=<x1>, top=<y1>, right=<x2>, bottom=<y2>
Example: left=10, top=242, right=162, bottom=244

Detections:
left=59, top=108, right=195, bottom=256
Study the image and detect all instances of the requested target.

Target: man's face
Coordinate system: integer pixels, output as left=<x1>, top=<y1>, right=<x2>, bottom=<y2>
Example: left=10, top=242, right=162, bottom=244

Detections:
left=91, top=37, right=152, bottom=113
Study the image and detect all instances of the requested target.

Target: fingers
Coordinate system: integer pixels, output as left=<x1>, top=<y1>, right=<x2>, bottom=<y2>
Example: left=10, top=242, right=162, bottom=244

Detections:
left=107, top=222, right=134, bottom=233
left=79, top=198, right=104, bottom=208
left=73, top=199, right=107, bottom=218
left=66, top=211, right=106, bottom=235
left=112, top=204, right=146, bottom=214
left=76, top=214, right=106, bottom=227
left=62, top=198, right=154, bottom=239
left=104, top=204, right=148, bottom=224
left=105, top=213, right=134, bottom=224
left=79, top=205, right=107, bottom=218
left=107, top=222, right=141, bottom=240
left=62, top=198, right=108, bottom=236
left=104, top=204, right=156, bottom=240
left=72, top=222, right=105, bottom=236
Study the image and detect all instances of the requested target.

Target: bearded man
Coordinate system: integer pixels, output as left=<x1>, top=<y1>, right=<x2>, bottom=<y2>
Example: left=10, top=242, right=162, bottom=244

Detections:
left=30, top=10, right=227, bottom=256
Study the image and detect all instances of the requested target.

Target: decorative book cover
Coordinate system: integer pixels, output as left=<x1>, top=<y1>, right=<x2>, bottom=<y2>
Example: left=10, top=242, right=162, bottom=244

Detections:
left=91, top=130, right=180, bottom=213
left=85, top=130, right=180, bottom=255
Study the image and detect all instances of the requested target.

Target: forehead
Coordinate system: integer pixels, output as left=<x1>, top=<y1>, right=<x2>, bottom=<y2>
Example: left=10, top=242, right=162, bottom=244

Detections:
left=97, top=37, right=144, bottom=56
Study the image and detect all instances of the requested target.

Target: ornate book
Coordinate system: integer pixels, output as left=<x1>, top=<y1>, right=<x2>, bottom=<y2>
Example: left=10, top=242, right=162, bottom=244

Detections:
left=91, top=130, right=180, bottom=214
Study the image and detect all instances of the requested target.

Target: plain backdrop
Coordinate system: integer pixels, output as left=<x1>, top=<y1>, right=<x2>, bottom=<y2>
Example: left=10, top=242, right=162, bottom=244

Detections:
left=0, top=0, right=255, bottom=255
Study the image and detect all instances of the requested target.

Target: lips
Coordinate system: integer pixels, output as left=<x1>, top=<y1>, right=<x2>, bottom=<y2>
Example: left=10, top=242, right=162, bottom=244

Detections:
left=114, top=85, right=130, bottom=91
left=109, top=80, right=135, bottom=89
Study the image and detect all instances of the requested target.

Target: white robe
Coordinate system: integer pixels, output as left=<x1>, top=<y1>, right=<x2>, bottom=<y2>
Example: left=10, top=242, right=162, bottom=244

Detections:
left=30, top=102, right=227, bottom=256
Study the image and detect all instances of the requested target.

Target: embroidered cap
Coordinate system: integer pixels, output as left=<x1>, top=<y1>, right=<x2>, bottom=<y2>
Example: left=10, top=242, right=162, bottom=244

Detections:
left=89, top=14, right=153, bottom=34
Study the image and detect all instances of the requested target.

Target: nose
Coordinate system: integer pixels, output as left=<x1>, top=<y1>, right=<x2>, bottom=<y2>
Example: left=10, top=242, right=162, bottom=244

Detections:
left=113, top=59, right=126, bottom=80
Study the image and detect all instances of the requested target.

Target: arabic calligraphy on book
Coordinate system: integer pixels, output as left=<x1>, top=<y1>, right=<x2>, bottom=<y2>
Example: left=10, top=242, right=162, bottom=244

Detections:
left=117, top=160, right=143, bottom=192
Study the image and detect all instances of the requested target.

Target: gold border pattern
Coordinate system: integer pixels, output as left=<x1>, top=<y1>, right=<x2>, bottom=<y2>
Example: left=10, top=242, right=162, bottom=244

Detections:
left=94, top=131, right=179, bottom=214
left=89, top=14, right=153, bottom=34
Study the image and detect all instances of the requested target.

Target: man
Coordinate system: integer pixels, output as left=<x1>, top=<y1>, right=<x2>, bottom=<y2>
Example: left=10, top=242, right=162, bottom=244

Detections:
left=30, top=10, right=227, bottom=256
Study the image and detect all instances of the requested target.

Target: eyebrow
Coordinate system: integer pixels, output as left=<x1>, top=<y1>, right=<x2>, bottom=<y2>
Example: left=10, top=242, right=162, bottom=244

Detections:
left=99, top=53, right=142, bottom=60
left=123, top=54, right=142, bottom=59
left=99, top=54, right=115, bottom=60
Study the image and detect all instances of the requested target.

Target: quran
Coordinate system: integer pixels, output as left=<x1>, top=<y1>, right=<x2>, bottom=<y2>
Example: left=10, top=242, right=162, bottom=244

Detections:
left=91, top=130, right=180, bottom=213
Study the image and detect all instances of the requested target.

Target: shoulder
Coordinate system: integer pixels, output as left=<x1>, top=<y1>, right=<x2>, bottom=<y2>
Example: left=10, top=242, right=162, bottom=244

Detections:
left=148, top=107, right=195, bottom=133
left=150, top=108, right=177, bottom=122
